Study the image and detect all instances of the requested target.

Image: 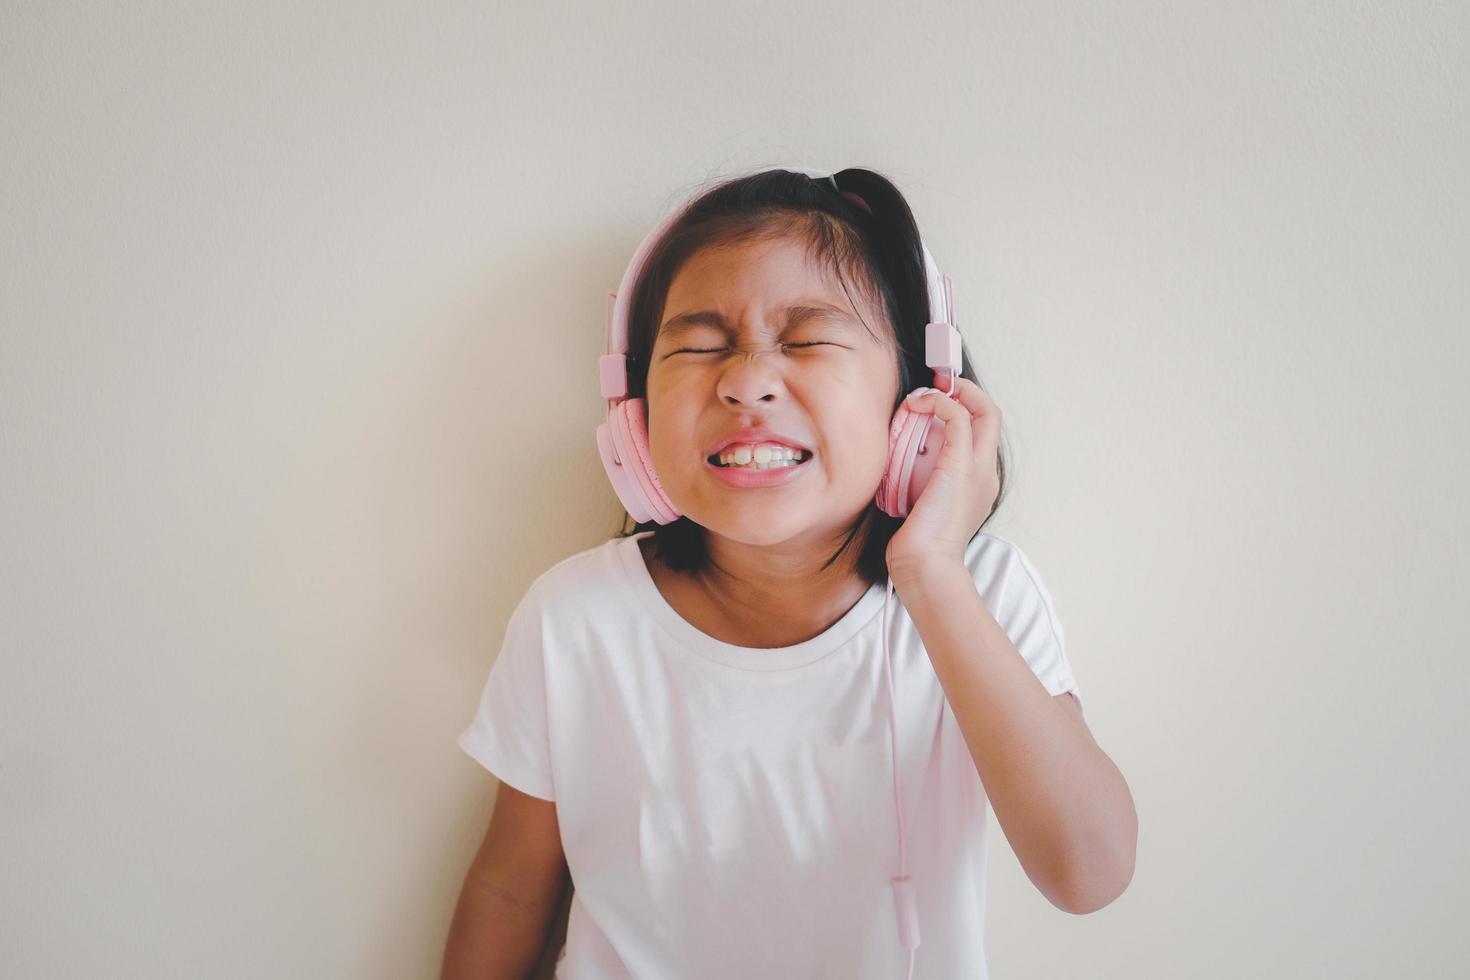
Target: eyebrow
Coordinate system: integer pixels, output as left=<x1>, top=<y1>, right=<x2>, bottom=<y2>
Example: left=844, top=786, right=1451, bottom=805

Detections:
left=659, top=304, right=857, bottom=336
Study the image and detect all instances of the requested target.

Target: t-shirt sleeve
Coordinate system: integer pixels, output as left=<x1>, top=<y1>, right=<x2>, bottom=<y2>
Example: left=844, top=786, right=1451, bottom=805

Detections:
left=982, top=537, right=1086, bottom=717
left=456, top=589, right=556, bottom=801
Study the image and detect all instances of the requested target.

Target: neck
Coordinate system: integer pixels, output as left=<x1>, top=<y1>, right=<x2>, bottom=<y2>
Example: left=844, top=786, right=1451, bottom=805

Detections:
left=693, top=517, right=876, bottom=634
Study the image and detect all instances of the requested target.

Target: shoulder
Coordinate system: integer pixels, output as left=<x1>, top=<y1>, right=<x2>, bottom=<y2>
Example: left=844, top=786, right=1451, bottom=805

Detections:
left=962, top=529, right=1037, bottom=583
left=513, top=534, right=635, bottom=619
left=963, top=530, right=1064, bottom=616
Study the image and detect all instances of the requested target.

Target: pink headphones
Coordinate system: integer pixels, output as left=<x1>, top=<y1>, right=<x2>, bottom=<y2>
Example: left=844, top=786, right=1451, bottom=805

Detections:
left=595, top=165, right=962, bottom=977
left=596, top=164, right=963, bottom=526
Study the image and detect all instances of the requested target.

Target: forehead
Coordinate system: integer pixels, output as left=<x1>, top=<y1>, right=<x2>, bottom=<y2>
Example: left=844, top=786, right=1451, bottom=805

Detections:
left=662, top=235, right=862, bottom=316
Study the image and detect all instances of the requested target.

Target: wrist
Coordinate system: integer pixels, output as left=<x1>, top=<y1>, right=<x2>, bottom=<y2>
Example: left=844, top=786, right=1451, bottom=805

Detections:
left=887, top=553, right=968, bottom=593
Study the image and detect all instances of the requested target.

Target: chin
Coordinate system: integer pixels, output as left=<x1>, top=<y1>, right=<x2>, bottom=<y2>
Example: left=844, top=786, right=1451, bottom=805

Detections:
left=699, top=508, right=867, bottom=548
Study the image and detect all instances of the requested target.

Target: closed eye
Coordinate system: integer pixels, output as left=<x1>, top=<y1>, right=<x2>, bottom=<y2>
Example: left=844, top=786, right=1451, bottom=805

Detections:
left=673, top=342, right=832, bottom=354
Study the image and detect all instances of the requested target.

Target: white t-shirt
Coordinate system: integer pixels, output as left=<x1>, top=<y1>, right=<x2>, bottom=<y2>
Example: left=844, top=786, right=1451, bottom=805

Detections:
left=458, top=529, right=1084, bottom=980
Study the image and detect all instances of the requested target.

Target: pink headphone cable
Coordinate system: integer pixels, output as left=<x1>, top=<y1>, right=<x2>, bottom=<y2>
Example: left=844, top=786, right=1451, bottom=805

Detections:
left=883, top=368, right=955, bottom=980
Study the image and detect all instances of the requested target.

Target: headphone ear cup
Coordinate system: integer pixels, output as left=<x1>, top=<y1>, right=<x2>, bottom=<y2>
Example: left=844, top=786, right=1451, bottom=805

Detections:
left=904, top=409, right=945, bottom=511
left=597, top=412, right=654, bottom=524
left=876, top=402, right=915, bottom=516
left=612, top=398, right=681, bottom=524
left=876, top=388, right=947, bottom=517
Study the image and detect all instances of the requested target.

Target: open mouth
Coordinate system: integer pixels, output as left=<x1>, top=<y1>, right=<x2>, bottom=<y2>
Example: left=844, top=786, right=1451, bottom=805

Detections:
left=706, top=449, right=814, bottom=471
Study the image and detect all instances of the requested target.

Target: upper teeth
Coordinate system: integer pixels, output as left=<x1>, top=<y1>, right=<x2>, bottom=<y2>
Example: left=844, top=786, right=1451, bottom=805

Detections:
left=715, top=443, right=807, bottom=466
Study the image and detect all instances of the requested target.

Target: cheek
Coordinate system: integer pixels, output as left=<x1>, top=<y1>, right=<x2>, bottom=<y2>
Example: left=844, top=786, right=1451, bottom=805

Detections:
left=645, top=407, right=698, bottom=473
left=644, top=368, right=700, bottom=414
left=818, top=409, right=896, bottom=478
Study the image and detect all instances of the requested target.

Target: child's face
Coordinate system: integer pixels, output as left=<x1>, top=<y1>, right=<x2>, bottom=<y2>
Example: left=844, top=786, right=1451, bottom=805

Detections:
left=644, top=234, right=901, bottom=550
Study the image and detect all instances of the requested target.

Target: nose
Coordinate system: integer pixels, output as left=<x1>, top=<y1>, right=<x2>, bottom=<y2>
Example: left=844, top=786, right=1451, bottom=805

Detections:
left=715, top=349, right=783, bottom=405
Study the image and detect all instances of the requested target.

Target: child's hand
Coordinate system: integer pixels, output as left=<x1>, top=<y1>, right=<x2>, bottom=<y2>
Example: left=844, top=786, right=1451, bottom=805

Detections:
left=884, top=374, right=1002, bottom=582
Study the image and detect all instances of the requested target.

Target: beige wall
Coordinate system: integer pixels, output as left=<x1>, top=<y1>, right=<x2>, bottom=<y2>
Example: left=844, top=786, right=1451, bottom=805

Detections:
left=3, top=2, right=1467, bottom=977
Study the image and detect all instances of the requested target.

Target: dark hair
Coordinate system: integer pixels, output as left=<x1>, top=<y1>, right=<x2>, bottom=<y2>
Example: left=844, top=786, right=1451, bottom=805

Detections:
left=611, top=167, right=1010, bottom=588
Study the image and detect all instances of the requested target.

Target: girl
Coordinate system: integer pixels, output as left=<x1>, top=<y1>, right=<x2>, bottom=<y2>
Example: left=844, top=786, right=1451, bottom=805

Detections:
left=442, top=167, right=1136, bottom=980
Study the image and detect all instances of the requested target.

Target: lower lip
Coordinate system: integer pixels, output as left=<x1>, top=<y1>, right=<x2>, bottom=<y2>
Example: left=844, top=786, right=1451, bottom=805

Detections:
left=704, top=455, right=814, bottom=488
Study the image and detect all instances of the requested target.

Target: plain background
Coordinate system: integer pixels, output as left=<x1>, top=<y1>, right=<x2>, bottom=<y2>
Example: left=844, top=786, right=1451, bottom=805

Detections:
left=3, top=2, right=1467, bottom=977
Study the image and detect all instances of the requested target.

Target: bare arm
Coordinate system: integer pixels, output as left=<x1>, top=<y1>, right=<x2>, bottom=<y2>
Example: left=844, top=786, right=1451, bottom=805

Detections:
left=441, top=783, right=571, bottom=980
left=891, top=558, right=1137, bottom=914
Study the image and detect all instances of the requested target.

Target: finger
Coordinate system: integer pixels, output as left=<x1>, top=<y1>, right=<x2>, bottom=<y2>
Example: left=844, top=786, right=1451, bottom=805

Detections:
left=948, top=378, right=1002, bottom=464
left=912, top=378, right=1001, bottom=466
left=905, top=386, right=974, bottom=469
